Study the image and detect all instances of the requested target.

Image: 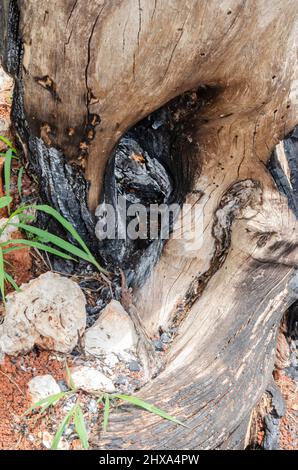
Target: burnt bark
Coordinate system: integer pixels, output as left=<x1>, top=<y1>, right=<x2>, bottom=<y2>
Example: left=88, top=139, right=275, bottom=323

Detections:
left=0, top=0, right=298, bottom=450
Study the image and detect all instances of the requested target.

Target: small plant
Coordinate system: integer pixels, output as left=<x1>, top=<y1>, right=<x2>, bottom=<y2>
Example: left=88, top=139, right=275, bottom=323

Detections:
left=0, top=134, right=18, bottom=215
left=25, top=363, right=186, bottom=450
left=24, top=363, right=89, bottom=450
left=0, top=135, right=108, bottom=300
left=99, top=393, right=186, bottom=432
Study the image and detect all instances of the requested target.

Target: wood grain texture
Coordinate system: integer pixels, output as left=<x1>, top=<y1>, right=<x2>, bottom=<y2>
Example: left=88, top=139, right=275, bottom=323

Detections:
left=95, top=184, right=298, bottom=449
left=16, top=0, right=298, bottom=208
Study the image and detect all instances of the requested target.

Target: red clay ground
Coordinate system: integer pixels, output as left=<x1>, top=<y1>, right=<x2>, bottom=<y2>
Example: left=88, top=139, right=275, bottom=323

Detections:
left=276, top=372, right=298, bottom=450
left=0, top=352, right=66, bottom=450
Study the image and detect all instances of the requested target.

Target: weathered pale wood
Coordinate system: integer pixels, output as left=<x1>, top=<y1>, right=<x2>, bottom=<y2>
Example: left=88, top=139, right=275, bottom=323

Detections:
left=95, top=178, right=298, bottom=449
left=1, top=0, right=298, bottom=450
left=13, top=0, right=298, bottom=209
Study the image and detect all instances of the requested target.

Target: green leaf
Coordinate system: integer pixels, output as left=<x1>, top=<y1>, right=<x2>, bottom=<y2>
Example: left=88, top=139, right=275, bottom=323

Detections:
left=0, top=238, right=75, bottom=261
left=112, top=394, right=188, bottom=428
left=33, top=205, right=109, bottom=274
left=17, top=166, right=24, bottom=197
left=4, top=149, right=13, bottom=206
left=35, top=205, right=90, bottom=252
left=0, top=248, right=5, bottom=302
left=4, top=272, right=20, bottom=292
left=38, top=402, right=54, bottom=417
left=51, top=405, right=76, bottom=450
left=1, top=245, right=26, bottom=255
left=12, top=223, right=90, bottom=261
left=1, top=203, right=109, bottom=275
left=0, top=196, right=12, bottom=209
left=5, top=205, right=31, bottom=221
left=38, top=397, right=61, bottom=417
left=65, top=361, right=76, bottom=391
left=18, top=213, right=35, bottom=224
left=0, top=135, right=17, bottom=153
left=74, top=404, right=89, bottom=450
left=24, top=392, right=66, bottom=416
left=103, top=394, right=110, bottom=432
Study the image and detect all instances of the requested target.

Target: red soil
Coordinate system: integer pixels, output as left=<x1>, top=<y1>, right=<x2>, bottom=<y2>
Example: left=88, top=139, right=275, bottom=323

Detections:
left=0, top=352, right=66, bottom=450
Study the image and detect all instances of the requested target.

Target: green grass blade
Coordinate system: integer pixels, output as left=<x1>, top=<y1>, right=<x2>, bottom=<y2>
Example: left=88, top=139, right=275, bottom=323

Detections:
left=51, top=405, right=76, bottom=450
left=13, top=223, right=92, bottom=262
left=0, top=248, right=5, bottom=302
left=112, top=394, right=187, bottom=428
left=17, top=166, right=24, bottom=197
left=0, top=135, right=17, bottom=153
left=18, top=213, right=35, bottom=224
left=34, top=205, right=90, bottom=252
left=4, top=149, right=13, bottom=205
left=38, top=401, right=56, bottom=417
left=65, top=361, right=76, bottom=391
left=24, top=392, right=66, bottom=415
left=38, top=393, right=69, bottom=417
left=5, top=205, right=31, bottom=220
left=0, top=238, right=75, bottom=261
left=33, top=205, right=109, bottom=274
left=103, top=394, right=110, bottom=432
left=74, top=404, right=89, bottom=450
left=4, top=272, right=20, bottom=292
left=0, top=196, right=12, bottom=209
left=1, top=246, right=26, bottom=254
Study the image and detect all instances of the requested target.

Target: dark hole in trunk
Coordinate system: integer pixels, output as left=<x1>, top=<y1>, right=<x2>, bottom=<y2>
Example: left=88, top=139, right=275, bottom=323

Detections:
left=97, top=87, right=216, bottom=287
left=1, top=5, right=218, bottom=290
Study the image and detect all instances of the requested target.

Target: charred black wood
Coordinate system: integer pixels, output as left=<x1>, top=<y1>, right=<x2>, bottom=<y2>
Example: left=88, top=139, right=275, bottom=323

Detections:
left=284, top=300, right=298, bottom=380
left=0, top=0, right=21, bottom=76
left=0, top=1, right=202, bottom=287
left=268, top=126, right=298, bottom=218
left=98, top=90, right=204, bottom=287
left=0, top=6, right=217, bottom=289
left=262, top=383, right=285, bottom=450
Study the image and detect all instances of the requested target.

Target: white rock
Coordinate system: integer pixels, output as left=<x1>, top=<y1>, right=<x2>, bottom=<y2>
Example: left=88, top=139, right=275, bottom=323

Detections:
left=84, top=300, right=138, bottom=357
left=28, top=374, right=61, bottom=403
left=0, top=272, right=86, bottom=355
left=103, top=353, right=119, bottom=369
left=0, top=350, right=4, bottom=365
left=0, top=68, right=13, bottom=134
left=70, top=365, right=115, bottom=393
left=118, top=350, right=137, bottom=363
left=0, top=216, right=19, bottom=243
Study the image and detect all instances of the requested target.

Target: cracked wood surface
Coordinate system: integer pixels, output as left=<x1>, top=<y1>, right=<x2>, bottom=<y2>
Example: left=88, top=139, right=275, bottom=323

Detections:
left=96, top=184, right=298, bottom=449
left=17, top=0, right=298, bottom=209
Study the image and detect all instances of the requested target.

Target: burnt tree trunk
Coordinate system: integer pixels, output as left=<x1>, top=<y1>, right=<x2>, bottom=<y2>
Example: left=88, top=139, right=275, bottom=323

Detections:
left=1, top=0, right=298, bottom=449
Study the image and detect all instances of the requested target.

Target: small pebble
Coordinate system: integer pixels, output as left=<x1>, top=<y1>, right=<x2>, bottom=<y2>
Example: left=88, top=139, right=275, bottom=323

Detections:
left=160, top=332, right=171, bottom=344
left=103, top=353, right=119, bottom=369
left=88, top=398, right=99, bottom=415
left=153, top=339, right=164, bottom=351
left=130, top=379, right=141, bottom=390
left=115, top=375, right=128, bottom=385
left=128, top=360, right=140, bottom=372
left=152, top=120, right=163, bottom=129
left=63, top=395, right=77, bottom=412
left=58, top=379, right=69, bottom=392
